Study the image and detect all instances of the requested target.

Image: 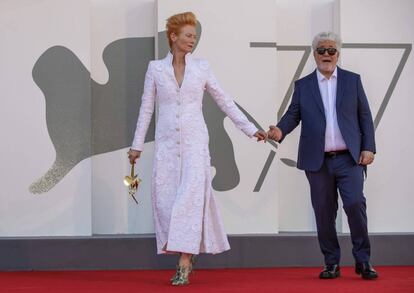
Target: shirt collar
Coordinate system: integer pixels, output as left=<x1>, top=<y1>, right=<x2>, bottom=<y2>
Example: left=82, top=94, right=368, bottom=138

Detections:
left=316, top=66, right=337, bottom=81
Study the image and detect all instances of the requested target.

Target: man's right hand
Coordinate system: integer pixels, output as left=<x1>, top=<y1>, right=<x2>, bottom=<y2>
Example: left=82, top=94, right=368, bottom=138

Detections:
left=128, top=149, right=141, bottom=164
left=267, top=125, right=282, bottom=142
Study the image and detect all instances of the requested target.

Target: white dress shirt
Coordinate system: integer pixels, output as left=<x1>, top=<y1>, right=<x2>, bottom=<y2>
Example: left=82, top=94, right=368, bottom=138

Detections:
left=316, top=67, right=348, bottom=152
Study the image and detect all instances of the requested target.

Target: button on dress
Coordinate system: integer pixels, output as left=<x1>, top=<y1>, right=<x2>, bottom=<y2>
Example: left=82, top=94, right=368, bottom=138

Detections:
left=131, top=52, right=258, bottom=254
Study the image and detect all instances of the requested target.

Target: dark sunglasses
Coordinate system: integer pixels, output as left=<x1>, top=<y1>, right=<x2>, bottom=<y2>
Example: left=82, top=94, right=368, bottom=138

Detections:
left=316, top=47, right=338, bottom=55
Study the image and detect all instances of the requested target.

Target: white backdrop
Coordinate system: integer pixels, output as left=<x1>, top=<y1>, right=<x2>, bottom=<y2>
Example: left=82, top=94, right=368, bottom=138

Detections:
left=0, top=0, right=413, bottom=236
left=339, top=0, right=414, bottom=232
left=90, top=0, right=156, bottom=235
left=0, top=0, right=92, bottom=236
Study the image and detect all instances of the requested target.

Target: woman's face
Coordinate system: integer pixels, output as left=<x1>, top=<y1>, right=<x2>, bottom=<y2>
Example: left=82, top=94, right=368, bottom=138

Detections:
left=171, top=25, right=196, bottom=54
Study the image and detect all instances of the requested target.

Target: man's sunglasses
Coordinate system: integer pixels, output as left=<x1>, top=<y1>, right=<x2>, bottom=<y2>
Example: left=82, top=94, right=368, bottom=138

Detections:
left=316, top=47, right=338, bottom=56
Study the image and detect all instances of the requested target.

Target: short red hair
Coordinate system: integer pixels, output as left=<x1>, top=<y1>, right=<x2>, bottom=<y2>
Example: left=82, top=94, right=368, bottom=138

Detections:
left=166, top=12, right=197, bottom=48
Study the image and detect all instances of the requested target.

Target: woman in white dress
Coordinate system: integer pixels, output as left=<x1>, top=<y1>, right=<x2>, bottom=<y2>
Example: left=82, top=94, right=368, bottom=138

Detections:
left=128, top=11, right=267, bottom=285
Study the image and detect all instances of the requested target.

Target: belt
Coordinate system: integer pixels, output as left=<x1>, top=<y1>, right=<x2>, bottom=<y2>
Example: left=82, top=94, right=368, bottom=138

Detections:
left=324, top=150, right=349, bottom=158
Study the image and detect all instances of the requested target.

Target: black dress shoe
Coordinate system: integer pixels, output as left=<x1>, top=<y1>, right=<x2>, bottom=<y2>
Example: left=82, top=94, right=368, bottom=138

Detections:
left=319, top=264, right=340, bottom=279
left=355, top=262, right=378, bottom=280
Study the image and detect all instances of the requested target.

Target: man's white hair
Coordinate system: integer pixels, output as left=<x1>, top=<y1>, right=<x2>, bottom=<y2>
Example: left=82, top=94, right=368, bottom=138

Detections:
left=312, top=31, right=342, bottom=51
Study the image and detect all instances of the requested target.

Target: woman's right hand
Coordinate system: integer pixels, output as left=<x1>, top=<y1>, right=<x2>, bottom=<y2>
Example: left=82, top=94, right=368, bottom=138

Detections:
left=128, top=149, right=141, bottom=164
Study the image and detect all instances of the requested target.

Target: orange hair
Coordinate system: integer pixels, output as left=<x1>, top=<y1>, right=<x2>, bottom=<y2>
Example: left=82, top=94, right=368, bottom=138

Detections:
left=166, top=12, right=197, bottom=48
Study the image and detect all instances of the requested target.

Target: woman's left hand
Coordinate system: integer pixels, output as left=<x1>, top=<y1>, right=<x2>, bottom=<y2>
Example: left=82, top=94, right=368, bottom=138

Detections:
left=254, top=130, right=268, bottom=142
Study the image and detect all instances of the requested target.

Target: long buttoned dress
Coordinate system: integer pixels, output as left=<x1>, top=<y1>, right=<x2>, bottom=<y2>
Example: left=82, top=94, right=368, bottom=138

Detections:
left=131, top=52, right=258, bottom=255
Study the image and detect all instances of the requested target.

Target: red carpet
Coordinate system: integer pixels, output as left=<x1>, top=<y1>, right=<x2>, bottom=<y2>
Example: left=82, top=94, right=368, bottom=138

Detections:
left=1, top=266, right=413, bottom=293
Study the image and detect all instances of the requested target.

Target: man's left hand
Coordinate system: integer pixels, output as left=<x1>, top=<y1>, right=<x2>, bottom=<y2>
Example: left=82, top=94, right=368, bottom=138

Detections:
left=359, top=151, right=375, bottom=165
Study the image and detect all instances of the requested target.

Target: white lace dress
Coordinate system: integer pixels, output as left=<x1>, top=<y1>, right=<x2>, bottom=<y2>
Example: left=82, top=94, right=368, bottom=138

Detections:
left=131, top=52, right=258, bottom=255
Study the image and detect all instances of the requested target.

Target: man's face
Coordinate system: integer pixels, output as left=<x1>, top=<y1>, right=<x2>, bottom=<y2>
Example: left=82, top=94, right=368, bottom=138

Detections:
left=313, top=40, right=339, bottom=75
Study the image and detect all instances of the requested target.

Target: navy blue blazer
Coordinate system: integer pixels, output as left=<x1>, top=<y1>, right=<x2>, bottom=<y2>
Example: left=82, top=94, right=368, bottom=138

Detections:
left=277, top=67, right=376, bottom=171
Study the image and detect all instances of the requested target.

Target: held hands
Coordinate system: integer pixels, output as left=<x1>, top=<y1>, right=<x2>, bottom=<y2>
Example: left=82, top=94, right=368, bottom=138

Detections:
left=253, top=126, right=282, bottom=143
left=128, top=149, right=142, bottom=164
left=267, top=125, right=282, bottom=142
left=254, top=130, right=268, bottom=142
left=359, top=150, right=375, bottom=165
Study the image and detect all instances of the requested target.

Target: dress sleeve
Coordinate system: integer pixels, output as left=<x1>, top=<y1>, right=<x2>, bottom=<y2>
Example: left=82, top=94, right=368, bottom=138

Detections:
left=204, top=61, right=258, bottom=137
left=131, top=61, right=156, bottom=151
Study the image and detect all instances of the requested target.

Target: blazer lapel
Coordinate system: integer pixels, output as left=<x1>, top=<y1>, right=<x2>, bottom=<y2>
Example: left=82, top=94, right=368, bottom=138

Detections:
left=336, top=66, right=345, bottom=109
left=310, top=70, right=326, bottom=116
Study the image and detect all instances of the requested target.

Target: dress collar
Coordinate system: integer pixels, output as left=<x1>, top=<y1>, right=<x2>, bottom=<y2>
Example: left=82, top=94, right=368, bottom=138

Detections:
left=165, top=51, right=192, bottom=64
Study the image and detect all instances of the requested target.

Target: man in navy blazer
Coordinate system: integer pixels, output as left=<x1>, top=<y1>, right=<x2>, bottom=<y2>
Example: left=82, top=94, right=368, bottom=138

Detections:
left=268, top=32, right=378, bottom=280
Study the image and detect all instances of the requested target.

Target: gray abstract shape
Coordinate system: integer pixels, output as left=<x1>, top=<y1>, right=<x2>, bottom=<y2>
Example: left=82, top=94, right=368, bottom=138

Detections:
left=280, top=158, right=297, bottom=168
left=92, top=37, right=155, bottom=154
left=276, top=46, right=312, bottom=121
left=254, top=150, right=276, bottom=192
left=203, top=95, right=239, bottom=191
left=342, top=43, right=412, bottom=130
left=202, top=96, right=278, bottom=191
left=30, top=39, right=156, bottom=193
left=238, top=101, right=279, bottom=192
left=30, top=46, right=92, bottom=193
